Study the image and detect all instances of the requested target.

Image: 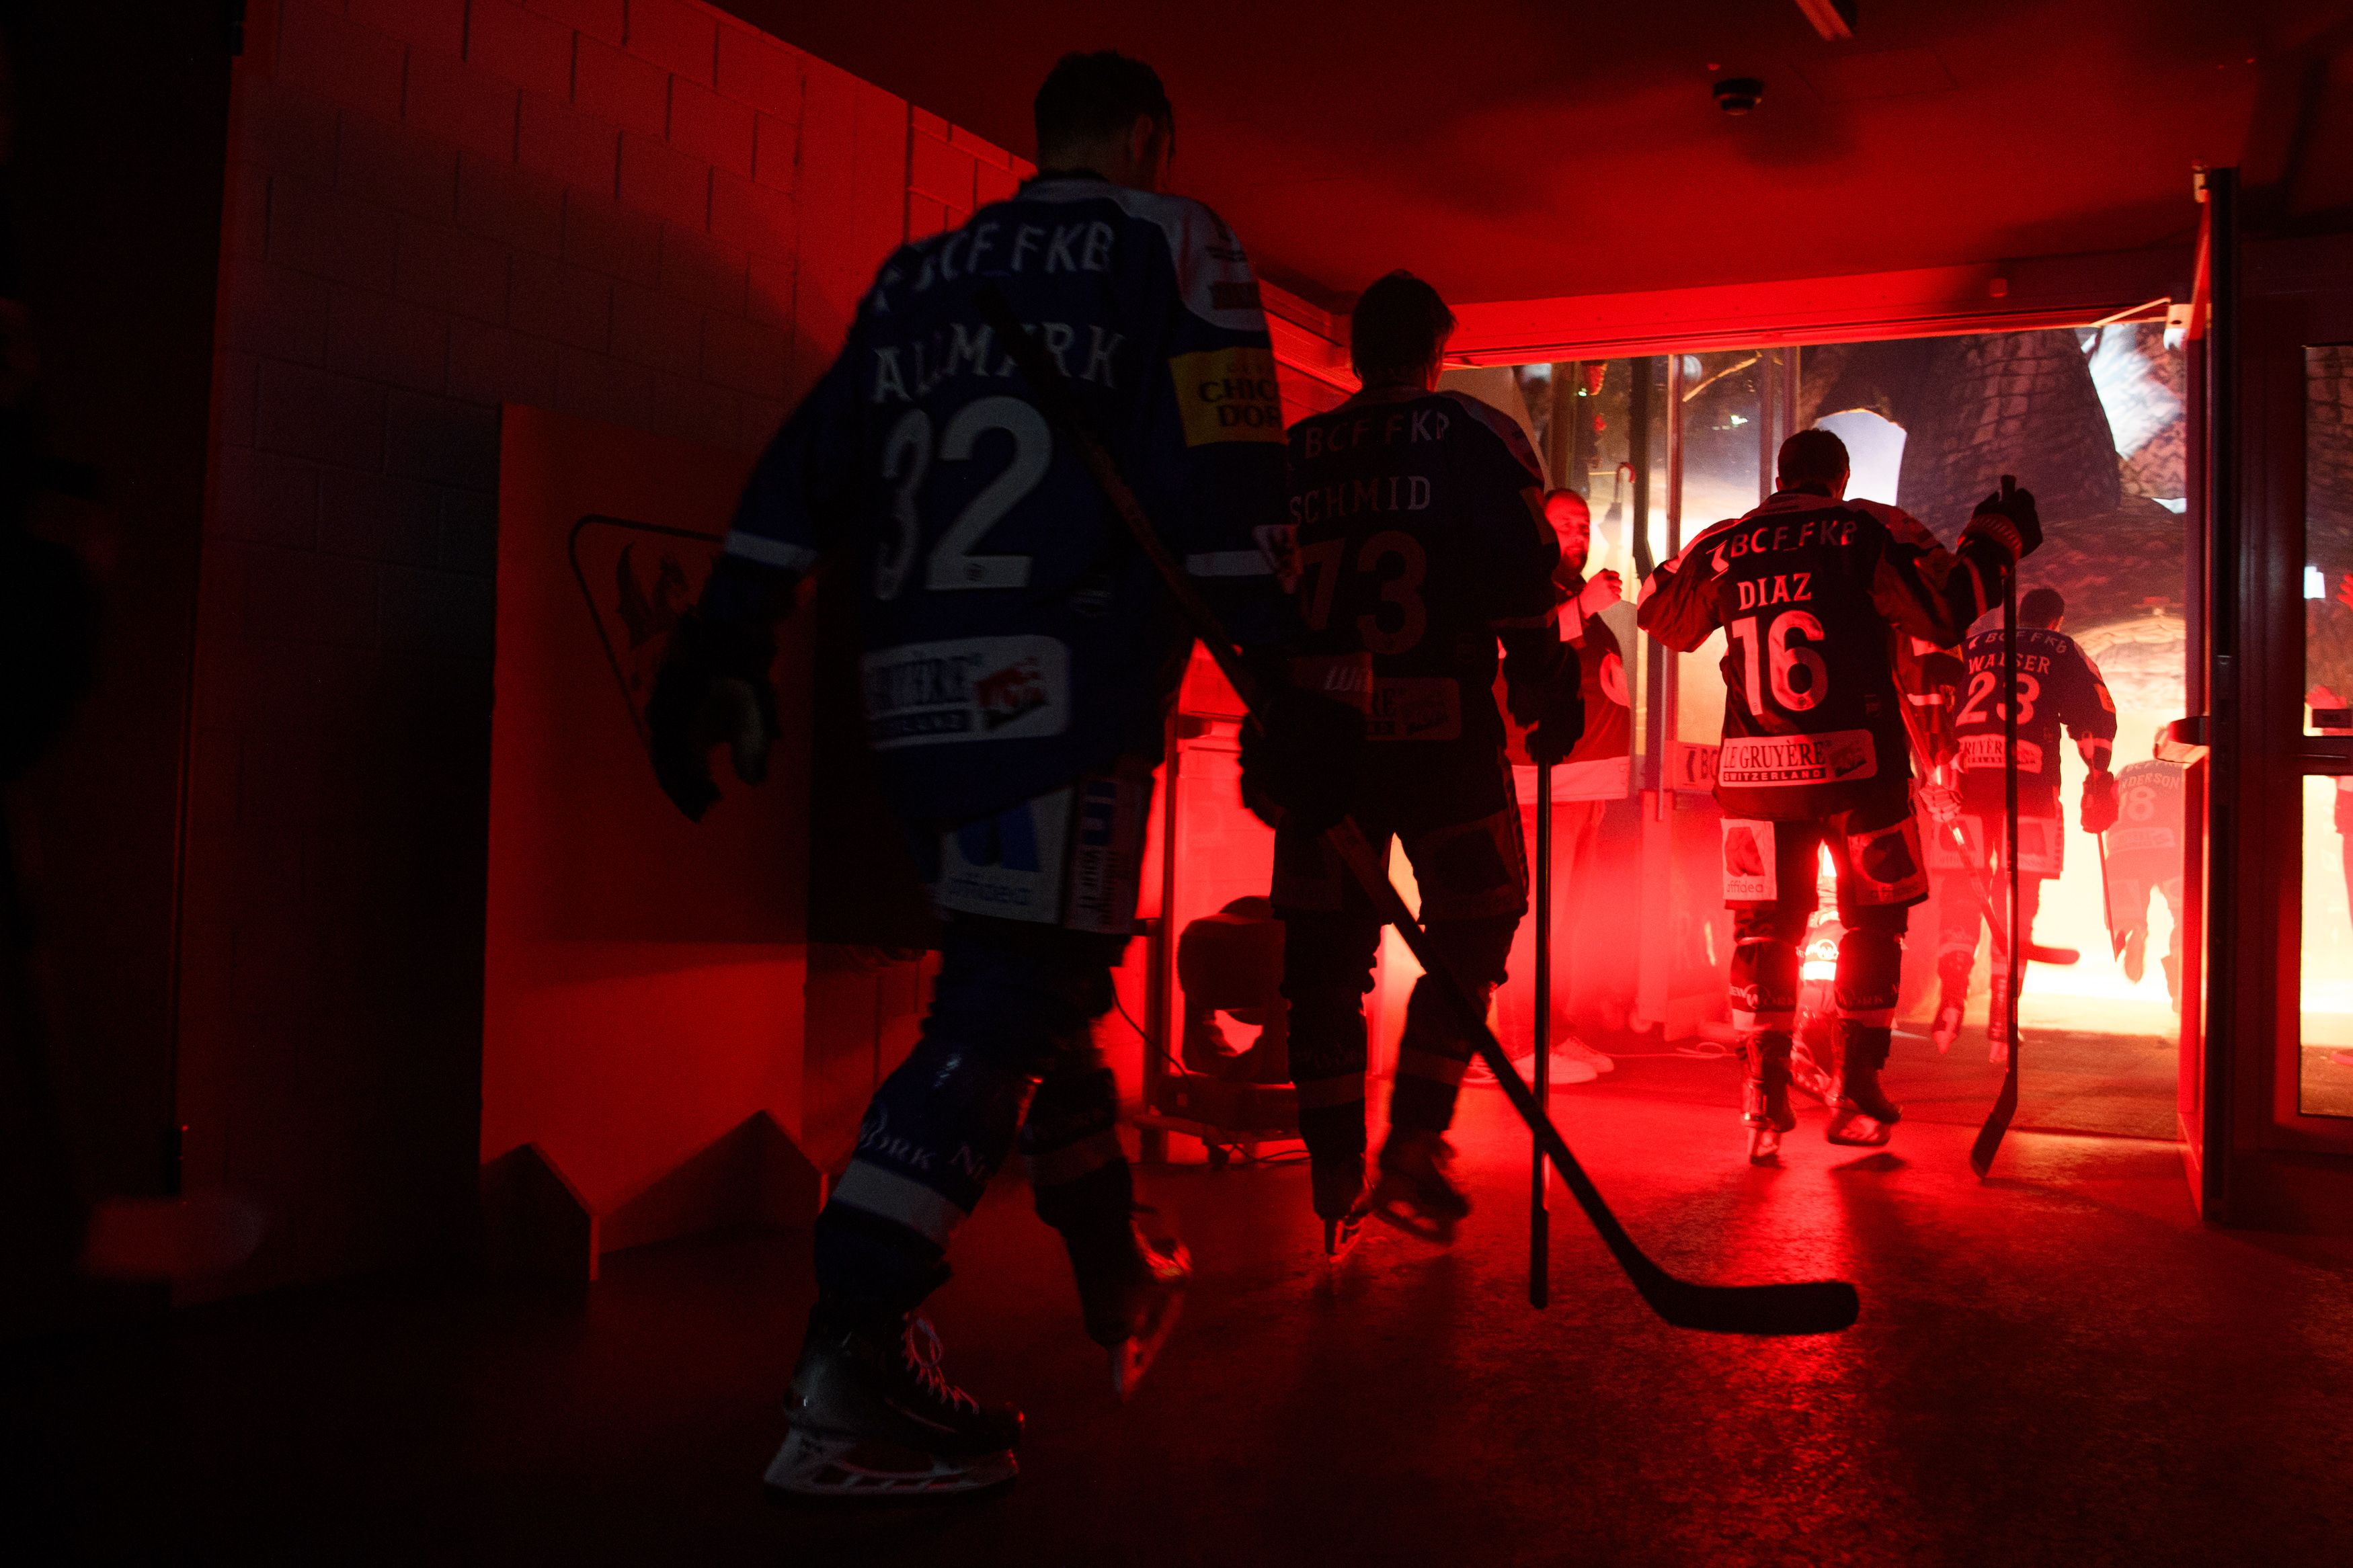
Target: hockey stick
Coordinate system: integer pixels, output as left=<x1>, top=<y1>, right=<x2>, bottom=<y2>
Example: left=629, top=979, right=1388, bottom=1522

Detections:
left=977, top=286, right=1858, bottom=1336
left=2096, top=831, right=2125, bottom=961
left=1530, top=759, right=1552, bottom=1311
left=1971, top=538, right=2024, bottom=1178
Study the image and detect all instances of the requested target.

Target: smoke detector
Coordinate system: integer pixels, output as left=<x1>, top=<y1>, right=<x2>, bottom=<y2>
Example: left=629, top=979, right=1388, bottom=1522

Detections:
left=1714, top=77, right=1766, bottom=115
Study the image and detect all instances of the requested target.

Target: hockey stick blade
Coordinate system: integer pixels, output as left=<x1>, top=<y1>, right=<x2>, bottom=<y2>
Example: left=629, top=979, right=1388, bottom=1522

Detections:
left=975, top=285, right=1860, bottom=1337
left=1970, top=1063, right=2019, bottom=1180
left=2029, top=944, right=2079, bottom=967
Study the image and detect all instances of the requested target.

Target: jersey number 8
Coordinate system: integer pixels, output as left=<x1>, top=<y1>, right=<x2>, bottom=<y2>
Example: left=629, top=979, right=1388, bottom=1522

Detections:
left=873, top=397, right=1053, bottom=600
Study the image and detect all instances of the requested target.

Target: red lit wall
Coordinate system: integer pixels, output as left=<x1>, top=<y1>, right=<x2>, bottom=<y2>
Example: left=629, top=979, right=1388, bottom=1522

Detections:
left=182, top=0, right=1053, bottom=1297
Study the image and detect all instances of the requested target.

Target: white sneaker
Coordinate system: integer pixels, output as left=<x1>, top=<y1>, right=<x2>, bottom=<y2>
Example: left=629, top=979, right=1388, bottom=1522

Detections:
left=1464, top=1048, right=1599, bottom=1088
left=1554, top=1034, right=1615, bottom=1074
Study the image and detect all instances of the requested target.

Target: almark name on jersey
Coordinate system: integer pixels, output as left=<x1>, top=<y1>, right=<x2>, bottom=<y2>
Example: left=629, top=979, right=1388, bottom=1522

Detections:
left=873, top=320, right=1125, bottom=403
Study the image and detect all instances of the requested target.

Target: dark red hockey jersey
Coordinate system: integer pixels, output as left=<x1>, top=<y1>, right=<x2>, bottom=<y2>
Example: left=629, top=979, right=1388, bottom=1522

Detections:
left=1951, top=624, right=2116, bottom=815
left=1284, top=387, right=1560, bottom=751
left=1636, top=489, right=2011, bottom=820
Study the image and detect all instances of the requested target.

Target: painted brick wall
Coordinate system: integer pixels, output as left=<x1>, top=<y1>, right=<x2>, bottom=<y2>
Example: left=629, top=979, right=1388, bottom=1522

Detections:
left=186, top=0, right=1033, bottom=1294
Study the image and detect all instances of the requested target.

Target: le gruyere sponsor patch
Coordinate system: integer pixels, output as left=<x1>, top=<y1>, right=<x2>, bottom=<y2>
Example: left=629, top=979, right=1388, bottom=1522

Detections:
left=863, top=635, right=1070, bottom=749
left=1718, top=729, right=1878, bottom=788
left=1961, top=733, right=2046, bottom=774
left=1169, top=347, right=1284, bottom=446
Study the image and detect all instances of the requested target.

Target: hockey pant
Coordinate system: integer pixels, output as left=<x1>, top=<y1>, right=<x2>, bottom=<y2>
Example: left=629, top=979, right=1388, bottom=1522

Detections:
left=813, top=916, right=1133, bottom=1315
left=1723, top=799, right=1927, bottom=1075
left=1273, top=745, right=1527, bottom=1205
left=1933, top=809, right=2054, bottom=1001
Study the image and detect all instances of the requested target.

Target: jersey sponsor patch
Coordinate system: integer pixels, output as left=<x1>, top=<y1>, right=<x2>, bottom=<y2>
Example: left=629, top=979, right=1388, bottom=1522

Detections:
left=1717, top=729, right=1878, bottom=788
left=863, top=635, right=1070, bottom=749
left=1961, top=733, right=2046, bottom=774
left=931, top=761, right=1153, bottom=933
left=1365, top=676, right=1462, bottom=741
left=1722, top=819, right=1778, bottom=904
left=1169, top=347, right=1284, bottom=446
left=2112, top=825, right=2179, bottom=854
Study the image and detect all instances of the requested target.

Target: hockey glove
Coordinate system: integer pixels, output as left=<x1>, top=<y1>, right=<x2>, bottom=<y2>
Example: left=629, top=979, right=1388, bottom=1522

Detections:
left=1239, top=685, right=1365, bottom=836
left=645, top=607, right=781, bottom=822
left=1917, top=778, right=1962, bottom=827
left=2080, top=769, right=2118, bottom=835
left=1519, top=671, right=1587, bottom=765
left=1960, top=474, right=2044, bottom=562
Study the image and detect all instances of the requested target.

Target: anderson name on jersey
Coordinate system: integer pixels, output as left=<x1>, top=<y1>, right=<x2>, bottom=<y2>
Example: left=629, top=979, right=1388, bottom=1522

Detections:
left=1637, top=489, right=2005, bottom=821
left=715, top=175, right=1293, bottom=825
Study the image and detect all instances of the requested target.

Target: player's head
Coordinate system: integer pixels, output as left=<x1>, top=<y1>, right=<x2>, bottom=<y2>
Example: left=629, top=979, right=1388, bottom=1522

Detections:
left=1544, top=489, right=1592, bottom=569
left=2020, top=587, right=2065, bottom=630
left=1035, top=52, right=1174, bottom=193
left=1776, top=427, right=1850, bottom=499
left=1351, top=270, right=1454, bottom=390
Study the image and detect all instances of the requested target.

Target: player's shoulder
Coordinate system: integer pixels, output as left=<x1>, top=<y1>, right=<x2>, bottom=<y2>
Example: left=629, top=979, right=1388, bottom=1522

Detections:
left=1029, top=179, right=1265, bottom=331
left=1845, top=497, right=1940, bottom=548
left=1435, top=390, right=1544, bottom=481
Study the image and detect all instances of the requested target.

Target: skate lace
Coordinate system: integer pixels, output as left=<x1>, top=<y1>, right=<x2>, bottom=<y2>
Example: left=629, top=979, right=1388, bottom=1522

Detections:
left=902, top=1316, right=980, bottom=1416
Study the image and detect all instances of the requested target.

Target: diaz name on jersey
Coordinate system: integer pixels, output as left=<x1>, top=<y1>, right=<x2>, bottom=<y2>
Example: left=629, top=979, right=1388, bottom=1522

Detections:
left=717, top=175, right=1293, bottom=825
left=1638, top=489, right=2006, bottom=821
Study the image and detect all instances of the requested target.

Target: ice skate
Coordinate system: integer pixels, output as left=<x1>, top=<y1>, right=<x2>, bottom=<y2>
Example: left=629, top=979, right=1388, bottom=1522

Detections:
left=2122, top=925, right=2147, bottom=985
left=1074, top=1213, right=1191, bottom=1401
left=1826, top=1061, right=1901, bottom=1147
left=1929, top=996, right=1966, bottom=1055
left=1322, top=1209, right=1367, bottom=1262
left=1741, top=1035, right=1797, bottom=1164
left=764, top=1310, right=1022, bottom=1499
left=1363, top=1128, right=1471, bottom=1242
left=1309, top=1154, right=1369, bottom=1262
left=1787, top=1032, right=1835, bottom=1104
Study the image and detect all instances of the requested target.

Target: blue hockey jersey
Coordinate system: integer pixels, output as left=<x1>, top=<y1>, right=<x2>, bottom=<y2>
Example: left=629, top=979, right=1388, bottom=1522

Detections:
left=714, top=175, right=1293, bottom=824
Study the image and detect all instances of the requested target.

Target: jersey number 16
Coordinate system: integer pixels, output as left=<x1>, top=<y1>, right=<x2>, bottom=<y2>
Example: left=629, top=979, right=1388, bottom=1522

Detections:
left=1728, top=609, right=1828, bottom=716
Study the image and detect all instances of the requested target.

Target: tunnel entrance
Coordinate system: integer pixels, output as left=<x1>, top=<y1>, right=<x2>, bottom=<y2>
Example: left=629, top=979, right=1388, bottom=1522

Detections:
left=1138, top=321, right=2203, bottom=1163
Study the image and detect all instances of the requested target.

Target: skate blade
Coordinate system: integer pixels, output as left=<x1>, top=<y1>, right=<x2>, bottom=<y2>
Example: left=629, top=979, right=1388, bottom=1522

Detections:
left=1825, top=1108, right=1896, bottom=1147
left=1109, top=1286, right=1184, bottom=1402
left=1322, top=1214, right=1365, bottom=1263
left=1362, top=1193, right=1461, bottom=1245
left=763, top=1427, right=1017, bottom=1500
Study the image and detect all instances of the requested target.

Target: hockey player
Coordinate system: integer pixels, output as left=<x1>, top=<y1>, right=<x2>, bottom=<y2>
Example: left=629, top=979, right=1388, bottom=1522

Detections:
left=1637, top=429, right=2039, bottom=1161
left=1927, top=587, right=2118, bottom=1059
left=2104, top=745, right=2188, bottom=1005
left=1251, top=271, right=1583, bottom=1257
left=645, top=52, right=1340, bottom=1496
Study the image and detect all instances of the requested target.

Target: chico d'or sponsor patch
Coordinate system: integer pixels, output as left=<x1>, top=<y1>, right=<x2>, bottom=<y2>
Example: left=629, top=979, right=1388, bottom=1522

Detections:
left=1168, top=347, right=1284, bottom=446
left=1718, top=729, right=1878, bottom=788
left=863, top=635, right=1070, bottom=749
left=1722, top=819, right=1777, bottom=904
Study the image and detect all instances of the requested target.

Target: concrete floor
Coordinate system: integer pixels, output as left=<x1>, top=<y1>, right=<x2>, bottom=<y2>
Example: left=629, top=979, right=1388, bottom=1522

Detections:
left=13, top=1089, right=2352, bottom=1566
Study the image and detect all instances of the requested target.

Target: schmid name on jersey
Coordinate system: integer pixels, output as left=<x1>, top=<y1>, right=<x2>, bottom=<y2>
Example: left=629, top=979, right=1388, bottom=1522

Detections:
left=863, top=635, right=1072, bottom=749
